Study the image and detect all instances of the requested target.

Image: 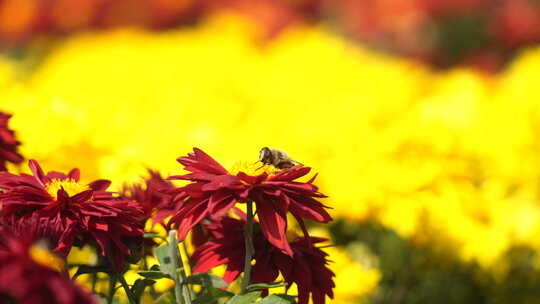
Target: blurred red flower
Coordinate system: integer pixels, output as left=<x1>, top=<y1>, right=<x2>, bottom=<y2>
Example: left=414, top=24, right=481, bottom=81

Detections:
left=191, top=215, right=335, bottom=304
left=121, top=169, right=176, bottom=223
left=491, top=0, right=540, bottom=48
left=167, top=148, right=332, bottom=255
left=0, top=112, right=23, bottom=171
left=0, top=227, right=96, bottom=304
left=0, top=160, right=144, bottom=268
left=190, top=214, right=247, bottom=283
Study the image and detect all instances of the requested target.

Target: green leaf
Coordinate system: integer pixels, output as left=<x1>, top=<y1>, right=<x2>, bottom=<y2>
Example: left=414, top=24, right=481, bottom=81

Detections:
left=154, top=293, right=176, bottom=304
left=144, top=232, right=167, bottom=241
left=209, top=288, right=235, bottom=299
left=187, top=273, right=229, bottom=289
left=191, top=285, right=235, bottom=304
left=72, top=265, right=110, bottom=278
left=138, top=270, right=171, bottom=280
left=226, top=291, right=262, bottom=304
left=131, top=278, right=156, bottom=302
left=159, top=230, right=192, bottom=304
left=155, top=244, right=176, bottom=278
left=246, top=281, right=287, bottom=291
left=192, top=293, right=218, bottom=304
left=258, top=294, right=296, bottom=304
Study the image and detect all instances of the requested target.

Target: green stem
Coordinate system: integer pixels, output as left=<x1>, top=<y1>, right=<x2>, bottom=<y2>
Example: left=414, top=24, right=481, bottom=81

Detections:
left=181, top=241, right=193, bottom=274
left=118, top=274, right=138, bottom=304
left=168, top=230, right=192, bottom=304
left=142, top=255, right=158, bottom=299
left=91, top=272, right=98, bottom=293
left=107, top=273, right=117, bottom=304
left=106, top=250, right=137, bottom=304
left=240, top=201, right=255, bottom=294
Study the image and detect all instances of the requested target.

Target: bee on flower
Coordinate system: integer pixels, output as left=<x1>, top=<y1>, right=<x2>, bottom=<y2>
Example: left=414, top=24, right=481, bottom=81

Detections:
left=165, top=148, right=332, bottom=256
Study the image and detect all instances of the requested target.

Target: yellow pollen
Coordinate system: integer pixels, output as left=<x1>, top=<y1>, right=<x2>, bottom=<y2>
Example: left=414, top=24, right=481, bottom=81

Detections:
left=29, top=244, right=65, bottom=272
left=229, top=161, right=277, bottom=176
left=46, top=179, right=90, bottom=199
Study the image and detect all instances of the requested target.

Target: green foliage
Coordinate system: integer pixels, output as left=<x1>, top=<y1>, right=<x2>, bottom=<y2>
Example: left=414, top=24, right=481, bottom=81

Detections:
left=227, top=291, right=262, bottom=304
left=144, top=233, right=168, bottom=242
left=186, top=273, right=229, bottom=289
left=72, top=265, right=110, bottom=278
left=258, top=295, right=297, bottom=304
left=138, top=271, right=171, bottom=280
left=131, top=278, right=156, bottom=303
left=329, top=219, right=540, bottom=304
left=435, top=15, right=491, bottom=66
left=155, top=245, right=176, bottom=279
left=246, top=282, right=287, bottom=292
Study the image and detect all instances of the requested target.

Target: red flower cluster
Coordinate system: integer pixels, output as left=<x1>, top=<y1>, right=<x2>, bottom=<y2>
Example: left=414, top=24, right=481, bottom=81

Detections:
left=167, top=148, right=332, bottom=256
left=0, top=112, right=23, bottom=171
left=0, top=160, right=145, bottom=268
left=0, top=98, right=338, bottom=304
left=191, top=215, right=335, bottom=304
left=0, top=226, right=96, bottom=304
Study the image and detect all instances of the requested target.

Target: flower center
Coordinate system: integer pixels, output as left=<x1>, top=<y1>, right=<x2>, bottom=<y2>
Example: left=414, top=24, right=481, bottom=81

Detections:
left=29, top=244, right=65, bottom=272
left=46, top=179, right=90, bottom=199
left=229, top=161, right=277, bottom=176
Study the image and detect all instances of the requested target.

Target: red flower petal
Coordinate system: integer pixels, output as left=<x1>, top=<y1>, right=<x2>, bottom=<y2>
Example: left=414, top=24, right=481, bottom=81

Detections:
left=67, top=168, right=80, bottom=181
left=288, top=196, right=332, bottom=223
left=256, top=196, right=292, bottom=256
left=88, top=179, right=111, bottom=191
left=208, top=192, right=237, bottom=215
left=29, top=159, right=49, bottom=186
left=177, top=148, right=229, bottom=175
left=0, top=112, right=23, bottom=171
left=237, top=172, right=268, bottom=184
left=171, top=197, right=211, bottom=241
left=270, top=166, right=311, bottom=181
left=71, top=190, right=93, bottom=203
left=202, top=175, right=243, bottom=192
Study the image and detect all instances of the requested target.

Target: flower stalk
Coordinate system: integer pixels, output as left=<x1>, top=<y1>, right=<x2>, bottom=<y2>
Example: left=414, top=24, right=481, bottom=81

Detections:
left=106, top=249, right=137, bottom=304
left=168, top=230, right=192, bottom=304
left=240, top=200, right=255, bottom=294
left=118, top=274, right=137, bottom=304
left=106, top=273, right=117, bottom=304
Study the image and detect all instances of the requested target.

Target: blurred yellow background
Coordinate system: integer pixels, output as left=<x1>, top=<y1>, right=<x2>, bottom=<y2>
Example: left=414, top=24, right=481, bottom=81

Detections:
left=3, top=11, right=540, bottom=303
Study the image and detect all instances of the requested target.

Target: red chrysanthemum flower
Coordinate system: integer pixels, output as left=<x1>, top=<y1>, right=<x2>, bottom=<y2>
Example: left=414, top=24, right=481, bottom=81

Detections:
left=191, top=215, right=335, bottom=304
left=0, top=214, right=62, bottom=252
left=0, top=225, right=96, bottom=304
left=167, top=148, right=332, bottom=255
left=252, top=237, right=335, bottom=304
left=121, top=169, right=176, bottom=223
left=0, top=112, right=23, bottom=171
left=0, top=160, right=145, bottom=268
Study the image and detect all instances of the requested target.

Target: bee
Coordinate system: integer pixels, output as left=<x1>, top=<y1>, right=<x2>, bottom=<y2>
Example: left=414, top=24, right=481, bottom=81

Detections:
left=258, top=147, right=301, bottom=169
